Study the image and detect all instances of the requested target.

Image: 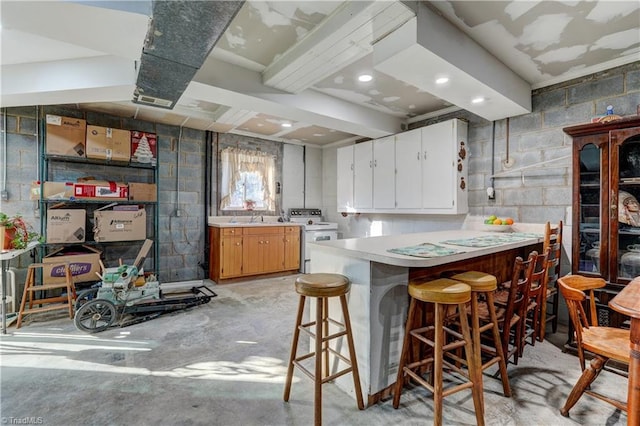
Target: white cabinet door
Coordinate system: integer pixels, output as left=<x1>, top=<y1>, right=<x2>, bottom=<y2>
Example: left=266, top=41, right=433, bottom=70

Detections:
left=373, top=136, right=396, bottom=209
left=395, top=129, right=422, bottom=209
left=336, top=145, right=354, bottom=212
left=422, top=121, right=454, bottom=209
left=354, top=141, right=373, bottom=209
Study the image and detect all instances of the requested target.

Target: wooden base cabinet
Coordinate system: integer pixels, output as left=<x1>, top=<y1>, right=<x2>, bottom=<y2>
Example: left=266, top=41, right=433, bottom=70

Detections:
left=565, top=116, right=640, bottom=328
left=209, top=226, right=301, bottom=282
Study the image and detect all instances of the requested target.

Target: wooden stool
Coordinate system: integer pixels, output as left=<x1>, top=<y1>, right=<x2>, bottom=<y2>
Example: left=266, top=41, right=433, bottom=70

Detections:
left=450, top=271, right=511, bottom=401
left=393, top=278, right=484, bottom=426
left=283, top=273, right=364, bottom=426
left=16, top=262, right=75, bottom=329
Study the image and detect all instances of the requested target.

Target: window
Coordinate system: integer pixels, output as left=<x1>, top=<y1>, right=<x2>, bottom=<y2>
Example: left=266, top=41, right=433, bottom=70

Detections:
left=220, top=147, right=276, bottom=211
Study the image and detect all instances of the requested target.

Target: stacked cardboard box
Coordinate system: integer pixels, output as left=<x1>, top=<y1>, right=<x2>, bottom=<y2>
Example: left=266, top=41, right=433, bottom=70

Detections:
left=86, top=125, right=131, bottom=161
left=45, top=115, right=87, bottom=157
left=94, top=206, right=146, bottom=242
left=42, top=245, right=102, bottom=285
left=46, top=209, right=86, bottom=243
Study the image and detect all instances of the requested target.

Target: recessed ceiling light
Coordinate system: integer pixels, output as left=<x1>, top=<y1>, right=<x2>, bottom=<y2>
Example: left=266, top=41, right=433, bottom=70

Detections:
left=358, top=74, right=373, bottom=82
left=435, top=77, right=449, bottom=85
left=471, top=97, right=485, bottom=104
left=281, top=122, right=292, bottom=128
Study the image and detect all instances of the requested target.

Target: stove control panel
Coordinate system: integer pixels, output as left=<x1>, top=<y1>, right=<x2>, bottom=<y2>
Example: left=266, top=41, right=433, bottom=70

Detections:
left=288, top=208, right=322, bottom=218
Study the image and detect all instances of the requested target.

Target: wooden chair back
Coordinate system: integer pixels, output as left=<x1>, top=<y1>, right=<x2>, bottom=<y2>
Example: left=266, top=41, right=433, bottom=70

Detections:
left=557, top=274, right=607, bottom=370
left=544, top=221, right=563, bottom=284
left=521, top=247, right=550, bottom=354
left=501, top=251, right=537, bottom=363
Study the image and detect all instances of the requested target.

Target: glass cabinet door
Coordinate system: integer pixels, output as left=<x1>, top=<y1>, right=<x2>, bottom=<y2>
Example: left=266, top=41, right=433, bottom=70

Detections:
left=577, top=143, right=603, bottom=275
left=612, top=128, right=640, bottom=282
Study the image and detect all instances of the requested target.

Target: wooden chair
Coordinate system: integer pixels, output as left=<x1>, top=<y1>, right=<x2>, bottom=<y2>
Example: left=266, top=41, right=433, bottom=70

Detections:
left=521, top=248, right=550, bottom=355
left=493, top=251, right=538, bottom=365
left=557, top=275, right=629, bottom=417
left=541, top=221, right=562, bottom=341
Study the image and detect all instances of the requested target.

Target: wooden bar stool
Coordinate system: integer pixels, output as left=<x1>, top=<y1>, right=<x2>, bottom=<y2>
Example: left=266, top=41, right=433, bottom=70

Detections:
left=393, top=277, right=484, bottom=426
left=450, top=271, right=511, bottom=401
left=283, top=273, right=364, bottom=426
left=16, top=262, right=75, bottom=329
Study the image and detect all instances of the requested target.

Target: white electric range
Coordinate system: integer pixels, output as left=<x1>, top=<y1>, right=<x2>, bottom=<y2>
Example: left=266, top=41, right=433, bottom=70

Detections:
left=288, top=208, right=338, bottom=273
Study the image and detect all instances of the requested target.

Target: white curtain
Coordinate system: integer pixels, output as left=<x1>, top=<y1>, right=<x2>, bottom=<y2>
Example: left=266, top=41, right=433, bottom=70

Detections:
left=220, top=147, right=276, bottom=210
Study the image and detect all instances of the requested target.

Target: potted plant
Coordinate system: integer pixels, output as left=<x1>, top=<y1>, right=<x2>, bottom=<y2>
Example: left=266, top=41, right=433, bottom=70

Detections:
left=0, top=213, right=42, bottom=250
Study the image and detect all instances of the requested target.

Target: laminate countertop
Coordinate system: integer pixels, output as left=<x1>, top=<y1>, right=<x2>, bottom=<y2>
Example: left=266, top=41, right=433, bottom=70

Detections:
left=308, top=229, right=543, bottom=268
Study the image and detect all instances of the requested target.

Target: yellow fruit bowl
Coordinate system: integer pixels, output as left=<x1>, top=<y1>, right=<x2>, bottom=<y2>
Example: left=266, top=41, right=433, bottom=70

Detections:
left=481, top=224, right=512, bottom=232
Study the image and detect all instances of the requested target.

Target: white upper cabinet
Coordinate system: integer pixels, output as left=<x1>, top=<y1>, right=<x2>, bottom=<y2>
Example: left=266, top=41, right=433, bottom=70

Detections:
left=337, top=118, right=468, bottom=214
left=354, top=141, right=373, bottom=209
left=373, top=136, right=395, bottom=209
left=395, top=128, right=422, bottom=209
left=336, top=145, right=354, bottom=212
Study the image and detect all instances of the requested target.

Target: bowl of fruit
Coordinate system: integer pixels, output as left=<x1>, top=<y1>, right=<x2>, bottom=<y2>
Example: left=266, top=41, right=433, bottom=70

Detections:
left=481, top=215, right=514, bottom=232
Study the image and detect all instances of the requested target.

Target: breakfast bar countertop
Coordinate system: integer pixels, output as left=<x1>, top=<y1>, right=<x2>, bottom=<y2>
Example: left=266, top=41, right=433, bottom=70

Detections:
left=308, top=229, right=544, bottom=268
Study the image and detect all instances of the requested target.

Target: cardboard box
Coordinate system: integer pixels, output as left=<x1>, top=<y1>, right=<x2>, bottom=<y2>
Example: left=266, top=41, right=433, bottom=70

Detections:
left=86, top=125, right=131, bottom=161
left=42, top=245, right=102, bottom=285
left=73, top=180, right=128, bottom=200
left=40, top=181, right=74, bottom=200
left=128, top=183, right=157, bottom=202
left=46, top=115, right=87, bottom=157
left=46, top=209, right=86, bottom=243
left=131, top=131, right=157, bottom=165
left=94, top=208, right=146, bottom=242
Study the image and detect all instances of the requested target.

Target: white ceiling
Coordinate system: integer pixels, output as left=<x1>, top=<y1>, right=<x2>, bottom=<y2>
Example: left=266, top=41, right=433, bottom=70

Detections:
left=2, top=1, right=639, bottom=147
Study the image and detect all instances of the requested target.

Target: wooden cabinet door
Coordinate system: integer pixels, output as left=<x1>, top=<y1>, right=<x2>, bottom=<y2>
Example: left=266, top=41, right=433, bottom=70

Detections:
left=242, top=234, right=263, bottom=275
left=284, top=227, right=301, bottom=270
left=220, top=235, right=243, bottom=278
left=262, top=234, right=284, bottom=273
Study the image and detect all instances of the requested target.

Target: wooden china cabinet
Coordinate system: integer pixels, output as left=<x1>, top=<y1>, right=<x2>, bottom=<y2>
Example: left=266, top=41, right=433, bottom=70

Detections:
left=565, top=116, right=640, bottom=329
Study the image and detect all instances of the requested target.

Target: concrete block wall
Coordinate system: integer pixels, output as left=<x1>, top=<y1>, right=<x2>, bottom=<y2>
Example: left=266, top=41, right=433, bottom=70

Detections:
left=410, top=61, right=640, bottom=224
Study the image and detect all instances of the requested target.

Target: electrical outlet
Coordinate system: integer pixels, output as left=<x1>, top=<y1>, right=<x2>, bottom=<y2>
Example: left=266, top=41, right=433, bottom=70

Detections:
left=1, top=190, right=8, bottom=200
left=175, top=209, right=181, bottom=217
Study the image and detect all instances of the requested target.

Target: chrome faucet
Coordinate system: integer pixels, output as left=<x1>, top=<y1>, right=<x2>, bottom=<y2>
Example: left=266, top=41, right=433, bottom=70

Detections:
left=249, top=213, right=261, bottom=223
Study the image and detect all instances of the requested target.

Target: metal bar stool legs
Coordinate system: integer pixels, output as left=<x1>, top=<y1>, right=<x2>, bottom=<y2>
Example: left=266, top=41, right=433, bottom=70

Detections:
left=283, top=273, right=364, bottom=426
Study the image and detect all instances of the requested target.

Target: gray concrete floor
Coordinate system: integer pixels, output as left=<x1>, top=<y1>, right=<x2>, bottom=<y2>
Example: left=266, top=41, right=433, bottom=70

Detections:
left=0, top=274, right=628, bottom=425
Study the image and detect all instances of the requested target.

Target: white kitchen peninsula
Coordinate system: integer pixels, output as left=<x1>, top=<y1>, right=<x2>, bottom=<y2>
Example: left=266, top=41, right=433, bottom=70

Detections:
left=307, top=230, right=543, bottom=406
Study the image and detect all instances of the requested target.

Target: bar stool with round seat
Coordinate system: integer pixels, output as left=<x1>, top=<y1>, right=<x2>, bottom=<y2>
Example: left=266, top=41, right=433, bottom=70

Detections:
left=393, top=277, right=484, bottom=426
left=449, top=271, right=511, bottom=401
left=283, top=273, right=364, bottom=426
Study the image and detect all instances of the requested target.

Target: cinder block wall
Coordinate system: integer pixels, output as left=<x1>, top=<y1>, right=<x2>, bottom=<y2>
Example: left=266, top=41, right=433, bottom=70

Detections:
left=411, top=61, right=640, bottom=224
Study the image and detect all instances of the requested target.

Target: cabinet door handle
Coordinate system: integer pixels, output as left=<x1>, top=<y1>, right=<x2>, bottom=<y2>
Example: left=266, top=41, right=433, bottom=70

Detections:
left=369, top=160, right=372, bottom=168
left=416, top=152, right=420, bottom=160
left=374, top=160, right=377, bottom=167
left=423, top=150, right=427, bottom=159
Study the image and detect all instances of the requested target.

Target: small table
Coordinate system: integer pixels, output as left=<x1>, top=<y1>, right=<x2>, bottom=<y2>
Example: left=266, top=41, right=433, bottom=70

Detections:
left=0, top=241, right=39, bottom=334
left=609, top=277, right=640, bottom=425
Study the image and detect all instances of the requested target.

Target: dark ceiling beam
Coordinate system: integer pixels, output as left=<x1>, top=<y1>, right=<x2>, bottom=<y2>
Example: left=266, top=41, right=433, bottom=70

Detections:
left=134, top=0, right=244, bottom=109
